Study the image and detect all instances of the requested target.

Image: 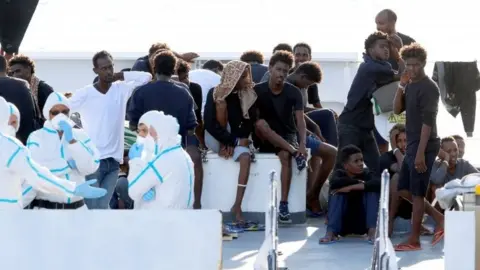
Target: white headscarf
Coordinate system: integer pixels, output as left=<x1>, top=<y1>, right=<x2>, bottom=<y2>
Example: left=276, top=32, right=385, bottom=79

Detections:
left=138, top=110, right=181, bottom=157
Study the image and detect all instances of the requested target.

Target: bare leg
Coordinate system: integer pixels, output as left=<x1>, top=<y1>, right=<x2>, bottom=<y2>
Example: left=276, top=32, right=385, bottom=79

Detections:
left=278, top=150, right=292, bottom=202
left=231, top=153, right=252, bottom=221
left=307, top=157, right=320, bottom=191
left=187, top=146, right=203, bottom=209
left=255, top=120, right=296, bottom=154
left=408, top=195, right=425, bottom=245
left=397, top=190, right=444, bottom=228
left=388, top=173, right=400, bottom=237
left=307, top=143, right=336, bottom=212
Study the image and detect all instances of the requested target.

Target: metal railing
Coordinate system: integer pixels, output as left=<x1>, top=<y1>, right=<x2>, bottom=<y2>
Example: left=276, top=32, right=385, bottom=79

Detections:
left=254, top=170, right=283, bottom=270
left=371, top=170, right=398, bottom=270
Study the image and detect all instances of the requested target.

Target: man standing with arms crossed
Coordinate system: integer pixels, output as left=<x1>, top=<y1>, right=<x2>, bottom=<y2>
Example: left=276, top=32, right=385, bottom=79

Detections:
left=393, top=43, right=443, bottom=251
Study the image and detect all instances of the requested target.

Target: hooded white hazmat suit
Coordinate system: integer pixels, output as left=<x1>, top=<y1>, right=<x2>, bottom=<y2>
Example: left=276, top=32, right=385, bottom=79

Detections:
left=128, top=111, right=194, bottom=209
left=23, top=92, right=101, bottom=209
left=0, top=96, right=105, bottom=209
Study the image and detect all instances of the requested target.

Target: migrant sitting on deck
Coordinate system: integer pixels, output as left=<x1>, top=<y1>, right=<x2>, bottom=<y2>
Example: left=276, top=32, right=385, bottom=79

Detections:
left=0, top=96, right=106, bottom=210
left=320, top=145, right=380, bottom=244
left=128, top=111, right=194, bottom=209
left=24, top=92, right=103, bottom=210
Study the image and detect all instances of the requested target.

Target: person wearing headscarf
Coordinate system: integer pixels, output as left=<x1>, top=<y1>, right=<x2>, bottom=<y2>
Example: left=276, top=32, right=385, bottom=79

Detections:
left=128, top=110, right=194, bottom=209
left=203, top=60, right=259, bottom=225
left=0, top=96, right=106, bottom=210
left=24, top=92, right=104, bottom=209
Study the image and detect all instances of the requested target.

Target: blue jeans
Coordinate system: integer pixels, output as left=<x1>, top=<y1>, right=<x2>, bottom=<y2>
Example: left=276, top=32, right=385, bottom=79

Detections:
left=85, top=158, right=120, bottom=209
left=327, top=192, right=379, bottom=234
left=111, top=176, right=134, bottom=209
left=306, top=109, right=338, bottom=147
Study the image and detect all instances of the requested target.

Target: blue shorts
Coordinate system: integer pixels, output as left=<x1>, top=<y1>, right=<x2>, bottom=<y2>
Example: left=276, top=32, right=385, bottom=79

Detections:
left=182, top=134, right=199, bottom=148
left=305, top=135, right=322, bottom=156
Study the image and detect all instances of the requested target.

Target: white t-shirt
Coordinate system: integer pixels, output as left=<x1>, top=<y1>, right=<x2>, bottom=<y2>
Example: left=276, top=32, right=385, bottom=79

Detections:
left=69, top=71, right=152, bottom=162
left=188, top=69, right=221, bottom=117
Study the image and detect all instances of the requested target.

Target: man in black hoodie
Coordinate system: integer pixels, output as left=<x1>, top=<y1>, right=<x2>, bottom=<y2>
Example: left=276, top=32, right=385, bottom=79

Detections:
left=0, top=55, right=38, bottom=143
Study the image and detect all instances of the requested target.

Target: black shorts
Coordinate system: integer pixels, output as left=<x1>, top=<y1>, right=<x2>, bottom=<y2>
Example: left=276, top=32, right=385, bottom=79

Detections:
left=398, top=148, right=439, bottom=197
left=257, top=133, right=298, bottom=154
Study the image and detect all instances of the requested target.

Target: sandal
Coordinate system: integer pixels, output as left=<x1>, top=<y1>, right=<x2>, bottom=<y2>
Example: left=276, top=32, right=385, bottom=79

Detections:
left=226, top=221, right=264, bottom=231
left=394, top=243, right=422, bottom=252
left=431, top=229, right=445, bottom=246
left=319, top=235, right=339, bottom=244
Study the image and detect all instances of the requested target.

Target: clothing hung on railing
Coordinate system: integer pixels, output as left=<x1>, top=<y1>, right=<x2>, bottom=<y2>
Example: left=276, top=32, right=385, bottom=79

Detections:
left=432, top=61, right=480, bottom=137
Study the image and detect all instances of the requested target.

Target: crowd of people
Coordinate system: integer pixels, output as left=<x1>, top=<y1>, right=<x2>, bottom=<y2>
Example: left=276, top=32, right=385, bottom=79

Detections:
left=0, top=8, right=477, bottom=252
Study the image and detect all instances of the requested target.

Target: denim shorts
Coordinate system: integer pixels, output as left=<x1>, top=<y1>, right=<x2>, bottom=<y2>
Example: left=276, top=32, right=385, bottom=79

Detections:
left=305, top=135, right=321, bottom=156
left=182, top=134, right=200, bottom=148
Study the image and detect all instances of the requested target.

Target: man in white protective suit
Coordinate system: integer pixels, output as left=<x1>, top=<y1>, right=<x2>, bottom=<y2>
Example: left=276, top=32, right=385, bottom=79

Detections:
left=23, top=92, right=104, bottom=209
left=5, top=102, right=36, bottom=208
left=0, top=96, right=106, bottom=210
left=128, top=110, right=194, bottom=209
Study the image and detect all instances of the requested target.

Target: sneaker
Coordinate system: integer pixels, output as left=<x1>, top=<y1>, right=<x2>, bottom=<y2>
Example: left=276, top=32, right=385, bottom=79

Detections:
left=293, top=152, right=306, bottom=171
left=279, top=201, right=292, bottom=223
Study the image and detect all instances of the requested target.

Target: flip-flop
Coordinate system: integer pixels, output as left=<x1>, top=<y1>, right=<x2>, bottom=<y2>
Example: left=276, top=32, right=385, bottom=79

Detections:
left=306, top=208, right=324, bottom=218
left=431, top=229, right=445, bottom=246
left=394, top=243, right=422, bottom=252
left=319, top=235, right=339, bottom=245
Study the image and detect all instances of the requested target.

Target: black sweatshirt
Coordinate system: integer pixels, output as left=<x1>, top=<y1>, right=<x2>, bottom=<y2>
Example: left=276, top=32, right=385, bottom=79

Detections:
left=0, top=77, right=38, bottom=144
left=329, top=168, right=380, bottom=193
left=203, top=88, right=256, bottom=146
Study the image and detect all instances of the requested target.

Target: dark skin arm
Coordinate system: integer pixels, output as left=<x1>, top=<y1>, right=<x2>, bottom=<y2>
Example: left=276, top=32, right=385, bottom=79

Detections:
left=415, top=124, right=431, bottom=173
left=215, top=100, right=228, bottom=128
left=333, top=182, right=365, bottom=194
left=393, top=73, right=409, bottom=114
left=295, top=110, right=308, bottom=156
left=304, top=114, right=325, bottom=142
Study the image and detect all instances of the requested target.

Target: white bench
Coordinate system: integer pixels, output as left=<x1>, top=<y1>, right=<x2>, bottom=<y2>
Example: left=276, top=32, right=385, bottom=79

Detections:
left=201, top=152, right=307, bottom=224
left=0, top=210, right=223, bottom=270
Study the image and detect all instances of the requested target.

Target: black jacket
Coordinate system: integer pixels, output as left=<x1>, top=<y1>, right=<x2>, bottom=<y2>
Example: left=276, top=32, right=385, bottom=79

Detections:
left=0, top=76, right=38, bottom=144
left=204, top=88, right=256, bottom=146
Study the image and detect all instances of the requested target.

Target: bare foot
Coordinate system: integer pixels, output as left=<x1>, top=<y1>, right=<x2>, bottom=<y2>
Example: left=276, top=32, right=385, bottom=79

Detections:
left=319, top=232, right=338, bottom=244
left=193, top=202, right=201, bottom=209
left=231, top=206, right=244, bottom=222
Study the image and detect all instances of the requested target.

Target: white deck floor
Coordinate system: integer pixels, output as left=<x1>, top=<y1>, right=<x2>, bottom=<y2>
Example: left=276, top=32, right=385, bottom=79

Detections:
left=223, top=218, right=444, bottom=270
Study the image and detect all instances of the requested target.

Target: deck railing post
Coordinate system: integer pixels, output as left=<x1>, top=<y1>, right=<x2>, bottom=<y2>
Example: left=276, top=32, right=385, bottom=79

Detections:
left=267, top=170, right=278, bottom=270
left=371, top=169, right=398, bottom=270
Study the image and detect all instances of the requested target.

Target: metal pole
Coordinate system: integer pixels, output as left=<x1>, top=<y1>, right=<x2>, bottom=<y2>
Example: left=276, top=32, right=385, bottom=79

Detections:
left=371, top=170, right=392, bottom=270
left=268, top=170, right=278, bottom=270
left=475, top=185, right=480, bottom=270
